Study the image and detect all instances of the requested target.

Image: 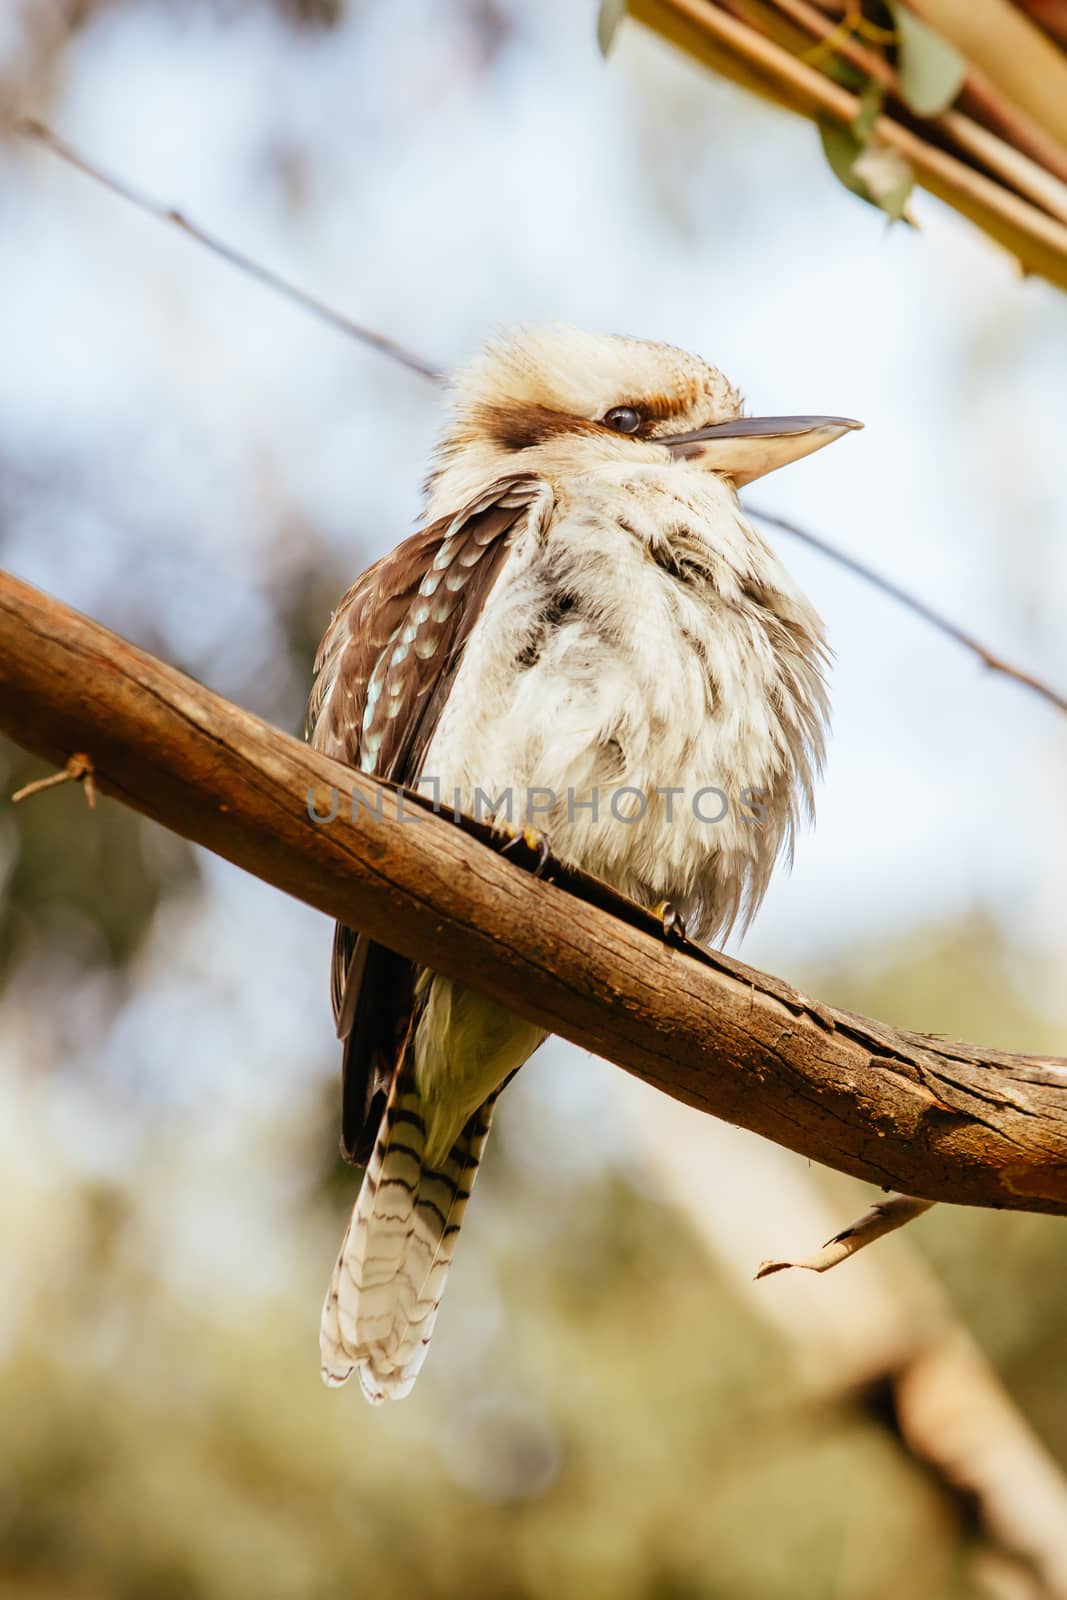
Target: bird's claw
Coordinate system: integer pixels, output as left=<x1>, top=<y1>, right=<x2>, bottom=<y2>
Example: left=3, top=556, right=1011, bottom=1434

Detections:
left=652, top=899, right=688, bottom=943
left=499, top=821, right=552, bottom=876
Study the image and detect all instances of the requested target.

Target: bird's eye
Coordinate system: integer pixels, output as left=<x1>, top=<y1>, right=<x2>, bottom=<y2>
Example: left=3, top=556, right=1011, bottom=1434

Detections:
left=602, top=406, right=642, bottom=435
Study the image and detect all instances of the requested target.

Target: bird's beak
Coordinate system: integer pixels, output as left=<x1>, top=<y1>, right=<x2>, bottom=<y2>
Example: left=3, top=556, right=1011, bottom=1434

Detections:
left=662, top=415, right=863, bottom=486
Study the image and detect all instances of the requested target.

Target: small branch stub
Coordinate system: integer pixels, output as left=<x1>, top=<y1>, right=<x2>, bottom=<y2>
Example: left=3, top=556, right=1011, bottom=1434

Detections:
left=12, top=751, right=97, bottom=809
left=756, top=1193, right=938, bottom=1278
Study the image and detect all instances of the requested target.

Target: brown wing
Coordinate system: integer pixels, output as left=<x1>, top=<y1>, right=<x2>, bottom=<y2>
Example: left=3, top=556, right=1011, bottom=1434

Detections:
left=308, top=476, right=548, bottom=1164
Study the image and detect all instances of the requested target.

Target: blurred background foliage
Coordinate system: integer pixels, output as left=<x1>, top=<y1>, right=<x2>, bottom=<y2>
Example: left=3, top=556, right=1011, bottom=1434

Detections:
left=605, top=0, right=1067, bottom=291
left=1, top=1, right=1067, bottom=1597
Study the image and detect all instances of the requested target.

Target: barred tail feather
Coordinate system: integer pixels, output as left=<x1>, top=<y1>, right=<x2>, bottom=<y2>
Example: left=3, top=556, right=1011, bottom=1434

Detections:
left=320, top=1068, right=498, bottom=1402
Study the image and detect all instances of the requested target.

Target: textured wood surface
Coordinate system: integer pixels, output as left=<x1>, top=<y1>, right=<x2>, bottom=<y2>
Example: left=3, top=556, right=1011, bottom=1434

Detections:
left=2, top=569, right=1067, bottom=1212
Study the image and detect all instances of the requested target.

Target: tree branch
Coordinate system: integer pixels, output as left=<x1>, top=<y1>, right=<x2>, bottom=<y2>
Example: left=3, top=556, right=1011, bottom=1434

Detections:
left=3, top=569, right=1067, bottom=1214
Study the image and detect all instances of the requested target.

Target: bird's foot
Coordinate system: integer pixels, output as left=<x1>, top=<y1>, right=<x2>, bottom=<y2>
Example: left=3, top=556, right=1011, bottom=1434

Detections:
left=499, top=820, right=552, bottom=876
left=651, top=899, right=688, bottom=943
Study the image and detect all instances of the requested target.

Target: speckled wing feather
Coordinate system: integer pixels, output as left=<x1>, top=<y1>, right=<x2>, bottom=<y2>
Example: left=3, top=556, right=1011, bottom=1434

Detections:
left=307, top=476, right=546, bottom=1164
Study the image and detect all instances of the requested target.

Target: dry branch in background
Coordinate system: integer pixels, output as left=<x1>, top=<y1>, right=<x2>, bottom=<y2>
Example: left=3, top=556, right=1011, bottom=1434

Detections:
left=624, top=1090, right=1067, bottom=1598
left=607, top=0, right=1067, bottom=291
left=3, top=568, right=1067, bottom=1215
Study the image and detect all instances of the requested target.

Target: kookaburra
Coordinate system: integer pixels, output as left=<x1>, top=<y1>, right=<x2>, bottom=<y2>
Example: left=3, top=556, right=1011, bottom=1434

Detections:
left=308, top=326, right=859, bottom=1402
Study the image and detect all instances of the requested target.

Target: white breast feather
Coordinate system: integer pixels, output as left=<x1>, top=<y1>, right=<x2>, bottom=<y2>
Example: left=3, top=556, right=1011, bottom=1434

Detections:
left=423, top=462, right=828, bottom=943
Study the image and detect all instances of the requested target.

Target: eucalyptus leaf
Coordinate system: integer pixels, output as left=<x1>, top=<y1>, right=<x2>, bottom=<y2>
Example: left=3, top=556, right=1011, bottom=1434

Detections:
left=818, top=116, right=915, bottom=223
left=825, top=55, right=866, bottom=92
left=597, top=0, right=627, bottom=58
left=853, top=79, right=884, bottom=144
left=888, top=1, right=966, bottom=116
left=818, top=118, right=875, bottom=206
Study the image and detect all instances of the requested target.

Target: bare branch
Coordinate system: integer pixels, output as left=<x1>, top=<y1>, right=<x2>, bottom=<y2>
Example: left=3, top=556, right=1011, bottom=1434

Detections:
left=905, top=0, right=1067, bottom=153
left=3, top=569, right=1067, bottom=1216
left=749, top=507, right=1067, bottom=717
left=9, top=118, right=1067, bottom=718
left=10, top=117, right=442, bottom=382
left=755, top=1192, right=936, bottom=1277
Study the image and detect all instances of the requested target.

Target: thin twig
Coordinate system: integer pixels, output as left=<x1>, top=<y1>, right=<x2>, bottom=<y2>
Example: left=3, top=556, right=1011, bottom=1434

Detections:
left=755, top=1192, right=936, bottom=1277
left=748, top=507, right=1067, bottom=717
left=9, top=119, right=1067, bottom=719
left=10, top=117, right=442, bottom=382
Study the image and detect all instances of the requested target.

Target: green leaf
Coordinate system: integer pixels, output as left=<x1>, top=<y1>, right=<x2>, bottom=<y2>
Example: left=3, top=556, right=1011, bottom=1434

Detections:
left=888, top=1, right=966, bottom=116
left=818, top=116, right=915, bottom=222
left=597, top=0, right=628, bottom=58
left=819, top=117, right=874, bottom=205
left=824, top=55, right=867, bottom=92
left=852, top=79, right=884, bottom=143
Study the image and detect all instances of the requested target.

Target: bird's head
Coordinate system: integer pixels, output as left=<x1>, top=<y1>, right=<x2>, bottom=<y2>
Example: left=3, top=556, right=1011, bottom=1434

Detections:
left=426, top=325, right=860, bottom=513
